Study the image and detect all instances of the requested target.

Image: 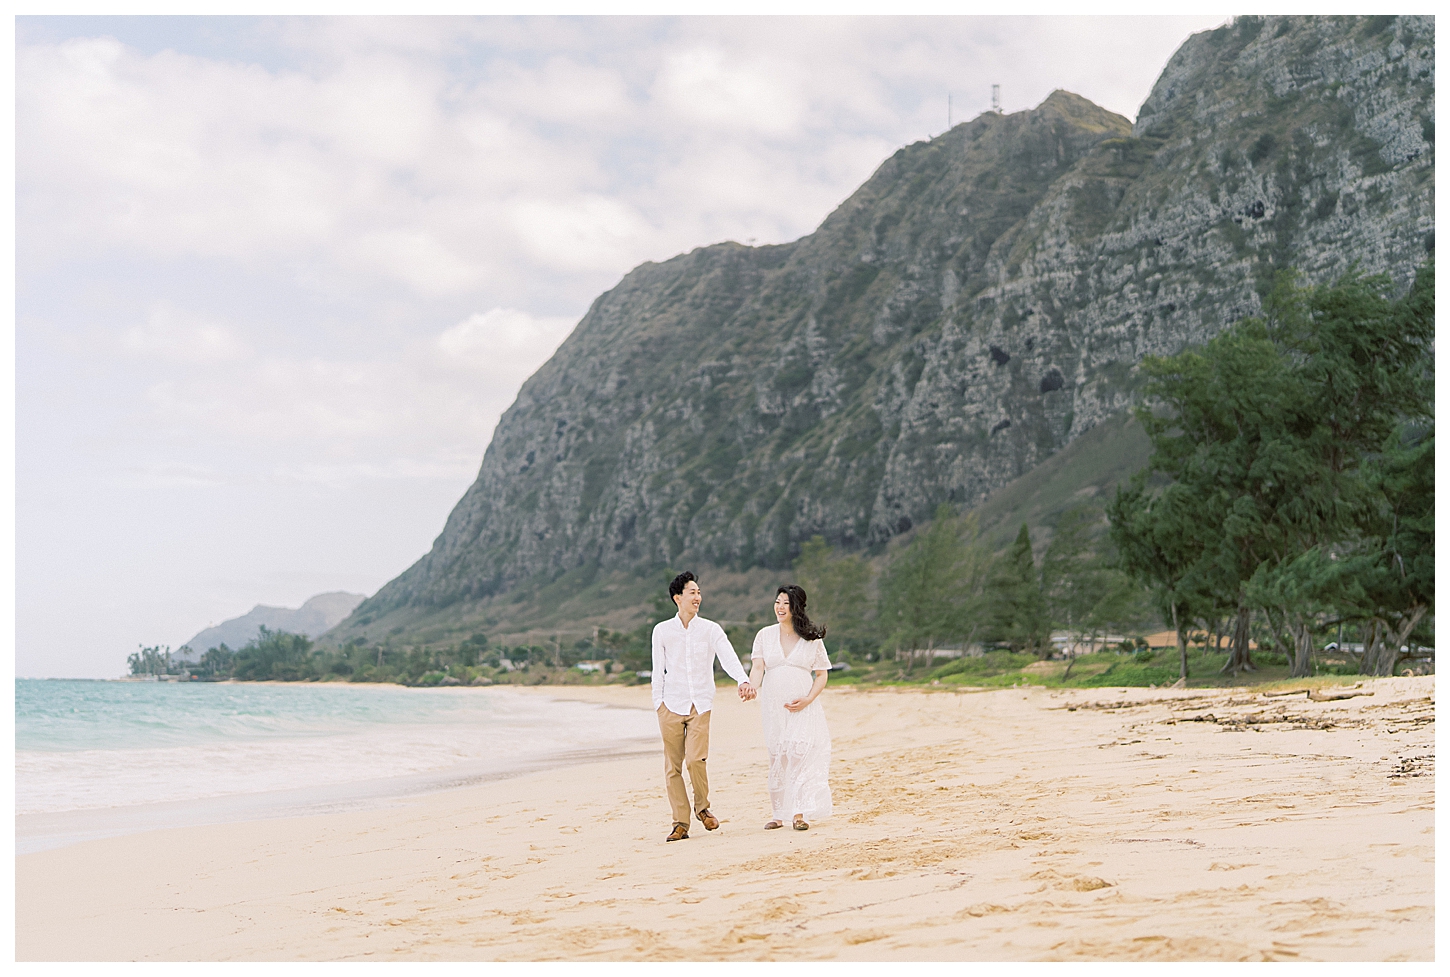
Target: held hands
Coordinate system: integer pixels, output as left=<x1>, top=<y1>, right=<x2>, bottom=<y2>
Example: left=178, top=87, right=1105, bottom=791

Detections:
left=738, top=681, right=758, bottom=702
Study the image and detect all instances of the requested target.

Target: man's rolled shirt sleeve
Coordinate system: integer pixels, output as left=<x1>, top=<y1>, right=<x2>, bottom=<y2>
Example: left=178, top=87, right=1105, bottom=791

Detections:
left=712, top=623, right=750, bottom=685
left=650, top=624, right=665, bottom=711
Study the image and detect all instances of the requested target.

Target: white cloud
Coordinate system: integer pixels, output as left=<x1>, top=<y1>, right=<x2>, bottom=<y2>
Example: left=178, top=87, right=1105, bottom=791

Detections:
left=486, top=55, right=635, bottom=129
left=437, top=308, right=576, bottom=372
left=113, top=461, right=225, bottom=489
left=125, top=308, right=578, bottom=493
left=348, top=229, right=483, bottom=297
left=19, top=37, right=467, bottom=293
left=653, top=47, right=807, bottom=135
left=509, top=195, right=657, bottom=272
left=271, top=458, right=480, bottom=488
left=145, top=355, right=419, bottom=446
left=122, top=304, right=248, bottom=364
left=271, top=15, right=489, bottom=64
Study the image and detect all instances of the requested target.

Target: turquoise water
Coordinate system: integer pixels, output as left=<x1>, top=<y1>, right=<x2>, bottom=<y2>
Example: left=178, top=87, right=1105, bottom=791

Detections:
left=17, top=678, right=513, bottom=752
left=15, top=679, right=657, bottom=851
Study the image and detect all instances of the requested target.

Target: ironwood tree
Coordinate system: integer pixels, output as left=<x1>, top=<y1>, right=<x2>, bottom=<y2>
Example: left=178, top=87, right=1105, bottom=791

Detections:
left=1111, top=261, right=1433, bottom=679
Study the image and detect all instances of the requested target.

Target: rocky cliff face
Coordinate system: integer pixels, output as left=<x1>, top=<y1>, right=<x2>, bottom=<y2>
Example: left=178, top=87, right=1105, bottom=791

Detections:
left=357, top=15, right=1433, bottom=620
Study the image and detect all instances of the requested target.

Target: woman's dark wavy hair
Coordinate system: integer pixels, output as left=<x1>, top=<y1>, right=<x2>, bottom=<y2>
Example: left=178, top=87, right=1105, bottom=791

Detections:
left=777, top=584, right=827, bottom=641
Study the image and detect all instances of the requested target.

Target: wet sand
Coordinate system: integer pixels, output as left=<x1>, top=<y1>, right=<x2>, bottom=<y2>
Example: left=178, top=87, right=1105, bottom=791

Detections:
left=15, top=676, right=1434, bottom=961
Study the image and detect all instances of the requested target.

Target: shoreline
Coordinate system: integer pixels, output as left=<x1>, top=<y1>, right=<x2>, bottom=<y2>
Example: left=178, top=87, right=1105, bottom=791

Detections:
left=31, top=660, right=1415, bottom=695
left=17, top=677, right=1434, bottom=961
left=16, top=684, right=659, bottom=854
left=15, top=738, right=659, bottom=857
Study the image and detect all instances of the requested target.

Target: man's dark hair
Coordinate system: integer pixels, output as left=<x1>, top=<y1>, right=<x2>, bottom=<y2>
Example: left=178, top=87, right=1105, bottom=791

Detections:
left=668, top=571, right=697, bottom=607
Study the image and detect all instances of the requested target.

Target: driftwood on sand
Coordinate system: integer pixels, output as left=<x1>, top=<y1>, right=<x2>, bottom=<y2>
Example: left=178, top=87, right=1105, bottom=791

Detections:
left=1262, top=683, right=1375, bottom=702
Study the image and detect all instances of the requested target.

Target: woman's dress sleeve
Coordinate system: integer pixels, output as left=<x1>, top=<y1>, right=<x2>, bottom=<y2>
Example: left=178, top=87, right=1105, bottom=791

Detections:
left=751, top=627, right=767, bottom=661
left=812, top=639, right=832, bottom=671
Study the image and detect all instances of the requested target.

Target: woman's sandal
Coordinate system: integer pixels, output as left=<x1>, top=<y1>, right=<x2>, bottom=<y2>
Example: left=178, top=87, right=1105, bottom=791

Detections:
left=764, top=820, right=784, bottom=830
left=793, top=818, right=809, bottom=831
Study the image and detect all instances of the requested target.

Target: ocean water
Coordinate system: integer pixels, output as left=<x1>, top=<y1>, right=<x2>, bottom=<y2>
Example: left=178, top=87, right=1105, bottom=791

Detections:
left=15, top=679, right=657, bottom=853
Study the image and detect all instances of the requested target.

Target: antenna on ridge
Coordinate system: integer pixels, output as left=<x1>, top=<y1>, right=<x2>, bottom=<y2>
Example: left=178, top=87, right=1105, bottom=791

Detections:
left=992, top=84, right=1001, bottom=114
left=948, top=92, right=953, bottom=129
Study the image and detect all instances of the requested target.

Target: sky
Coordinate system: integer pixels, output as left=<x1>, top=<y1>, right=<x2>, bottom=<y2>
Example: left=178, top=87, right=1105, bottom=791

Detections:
left=14, top=14, right=1229, bottom=678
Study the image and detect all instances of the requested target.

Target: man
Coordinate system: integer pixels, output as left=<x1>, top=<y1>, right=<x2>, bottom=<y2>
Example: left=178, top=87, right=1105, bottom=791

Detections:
left=652, top=570, right=756, bottom=842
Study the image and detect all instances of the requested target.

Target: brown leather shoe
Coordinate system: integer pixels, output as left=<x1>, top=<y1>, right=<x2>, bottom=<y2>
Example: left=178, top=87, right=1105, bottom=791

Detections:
left=697, top=809, right=720, bottom=831
left=793, top=817, right=809, bottom=831
left=666, top=822, right=689, bottom=842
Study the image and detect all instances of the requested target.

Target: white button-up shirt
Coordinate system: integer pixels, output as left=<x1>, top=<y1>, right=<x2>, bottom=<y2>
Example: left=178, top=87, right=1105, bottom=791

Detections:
left=651, top=613, right=750, bottom=715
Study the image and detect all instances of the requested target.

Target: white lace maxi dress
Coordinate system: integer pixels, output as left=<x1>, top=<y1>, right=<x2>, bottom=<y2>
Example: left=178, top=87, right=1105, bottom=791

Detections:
left=751, top=624, right=833, bottom=821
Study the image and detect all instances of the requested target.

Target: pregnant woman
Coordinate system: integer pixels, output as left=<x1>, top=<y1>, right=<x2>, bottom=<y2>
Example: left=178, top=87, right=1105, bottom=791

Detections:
left=748, top=584, right=833, bottom=830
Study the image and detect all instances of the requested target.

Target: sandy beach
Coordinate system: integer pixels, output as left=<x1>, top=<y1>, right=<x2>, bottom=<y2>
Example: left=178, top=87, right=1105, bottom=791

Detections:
left=16, top=676, right=1434, bottom=961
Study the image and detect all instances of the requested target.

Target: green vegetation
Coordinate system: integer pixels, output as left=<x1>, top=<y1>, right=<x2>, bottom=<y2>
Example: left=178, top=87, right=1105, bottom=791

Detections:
left=1109, top=263, right=1434, bottom=682
left=183, top=623, right=646, bottom=688
left=791, top=536, right=871, bottom=652
left=874, top=506, right=992, bottom=668
left=983, top=524, right=1052, bottom=655
left=816, top=640, right=1382, bottom=691
left=126, top=644, right=181, bottom=677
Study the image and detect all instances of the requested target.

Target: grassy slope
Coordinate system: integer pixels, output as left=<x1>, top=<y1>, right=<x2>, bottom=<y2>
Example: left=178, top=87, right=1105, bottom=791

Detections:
left=960, top=410, right=1151, bottom=550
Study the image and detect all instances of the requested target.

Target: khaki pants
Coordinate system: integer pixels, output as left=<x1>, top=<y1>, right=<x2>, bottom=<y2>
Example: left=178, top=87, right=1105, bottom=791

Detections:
left=657, top=704, right=711, bottom=825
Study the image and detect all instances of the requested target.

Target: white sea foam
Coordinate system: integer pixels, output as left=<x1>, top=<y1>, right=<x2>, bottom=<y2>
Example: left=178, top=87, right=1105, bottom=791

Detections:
left=15, top=680, right=658, bottom=851
left=16, top=709, right=648, bottom=814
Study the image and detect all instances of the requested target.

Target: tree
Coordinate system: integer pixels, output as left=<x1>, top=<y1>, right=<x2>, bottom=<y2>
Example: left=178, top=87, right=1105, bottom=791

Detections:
left=983, top=523, right=1051, bottom=656
left=126, top=644, right=173, bottom=677
left=1360, top=428, right=1434, bottom=675
left=1246, top=548, right=1343, bottom=678
left=459, top=632, right=489, bottom=668
left=1043, top=506, right=1119, bottom=644
left=1126, top=304, right=1300, bottom=675
left=232, top=627, right=314, bottom=681
left=1108, top=482, right=1213, bottom=683
left=1042, top=504, right=1153, bottom=674
left=1243, top=266, right=1432, bottom=675
left=199, top=643, right=235, bottom=679
left=1324, top=426, right=1435, bottom=676
left=792, top=536, right=871, bottom=650
left=877, top=505, right=991, bottom=669
left=1083, top=572, right=1155, bottom=660
left=1117, top=263, right=1433, bottom=678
